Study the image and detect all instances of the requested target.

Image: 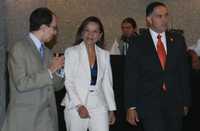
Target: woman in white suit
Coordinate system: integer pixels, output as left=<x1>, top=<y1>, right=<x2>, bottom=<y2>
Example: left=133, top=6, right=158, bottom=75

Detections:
left=62, top=16, right=116, bottom=131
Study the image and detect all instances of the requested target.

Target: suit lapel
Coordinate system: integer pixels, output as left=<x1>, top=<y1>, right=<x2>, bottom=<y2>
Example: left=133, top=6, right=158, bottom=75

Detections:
left=146, top=30, right=163, bottom=70
left=79, top=42, right=102, bottom=85
left=80, top=42, right=91, bottom=85
left=95, top=45, right=101, bottom=82
left=27, top=36, right=47, bottom=67
left=27, top=36, right=41, bottom=59
left=165, top=31, right=174, bottom=70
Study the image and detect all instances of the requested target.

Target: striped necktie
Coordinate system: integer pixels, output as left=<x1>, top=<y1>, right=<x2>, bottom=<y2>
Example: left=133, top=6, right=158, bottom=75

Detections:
left=40, top=44, right=45, bottom=63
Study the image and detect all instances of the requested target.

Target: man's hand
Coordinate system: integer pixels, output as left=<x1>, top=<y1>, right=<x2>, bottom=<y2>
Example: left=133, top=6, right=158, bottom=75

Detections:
left=126, top=108, right=139, bottom=126
left=77, top=105, right=90, bottom=118
left=187, top=49, right=200, bottom=70
left=109, top=111, right=116, bottom=125
left=48, top=54, right=64, bottom=73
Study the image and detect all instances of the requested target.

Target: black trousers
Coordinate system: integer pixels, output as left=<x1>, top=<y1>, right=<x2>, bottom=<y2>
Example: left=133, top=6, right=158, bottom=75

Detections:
left=140, top=104, right=183, bottom=131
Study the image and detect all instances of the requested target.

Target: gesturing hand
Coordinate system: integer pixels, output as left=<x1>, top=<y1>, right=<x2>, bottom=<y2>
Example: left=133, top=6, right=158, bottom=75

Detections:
left=48, top=54, right=64, bottom=73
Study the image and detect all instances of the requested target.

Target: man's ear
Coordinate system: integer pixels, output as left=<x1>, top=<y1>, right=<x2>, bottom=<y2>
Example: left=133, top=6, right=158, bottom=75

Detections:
left=146, top=16, right=152, bottom=26
left=40, top=24, right=47, bottom=32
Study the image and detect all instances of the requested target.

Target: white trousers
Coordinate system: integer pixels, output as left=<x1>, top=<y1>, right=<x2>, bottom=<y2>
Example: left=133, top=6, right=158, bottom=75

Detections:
left=64, top=107, right=109, bottom=131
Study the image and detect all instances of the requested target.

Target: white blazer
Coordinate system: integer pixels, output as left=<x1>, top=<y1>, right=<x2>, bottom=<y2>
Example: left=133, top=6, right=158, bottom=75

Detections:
left=61, top=42, right=116, bottom=111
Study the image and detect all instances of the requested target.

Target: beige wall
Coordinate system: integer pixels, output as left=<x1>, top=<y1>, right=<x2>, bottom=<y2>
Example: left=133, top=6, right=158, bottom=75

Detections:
left=6, top=0, right=200, bottom=51
left=6, top=0, right=47, bottom=49
left=47, top=0, right=200, bottom=52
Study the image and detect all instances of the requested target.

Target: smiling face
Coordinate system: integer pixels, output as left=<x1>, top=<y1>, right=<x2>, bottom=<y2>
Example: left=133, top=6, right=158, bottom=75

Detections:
left=82, top=22, right=102, bottom=46
left=147, top=5, right=169, bottom=33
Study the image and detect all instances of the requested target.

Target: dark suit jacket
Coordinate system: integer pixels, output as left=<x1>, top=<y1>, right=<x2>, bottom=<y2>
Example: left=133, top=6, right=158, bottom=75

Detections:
left=124, top=29, right=191, bottom=116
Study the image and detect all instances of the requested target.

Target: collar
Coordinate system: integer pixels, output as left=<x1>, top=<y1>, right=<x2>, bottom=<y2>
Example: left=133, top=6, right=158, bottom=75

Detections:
left=149, top=28, right=167, bottom=52
left=29, top=33, right=45, bottom=51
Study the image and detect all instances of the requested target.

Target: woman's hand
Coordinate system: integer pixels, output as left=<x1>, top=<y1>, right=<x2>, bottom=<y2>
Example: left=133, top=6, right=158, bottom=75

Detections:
left=77, top=105, right=90, bottom=118
left=109, top=111, right=116, bottom=125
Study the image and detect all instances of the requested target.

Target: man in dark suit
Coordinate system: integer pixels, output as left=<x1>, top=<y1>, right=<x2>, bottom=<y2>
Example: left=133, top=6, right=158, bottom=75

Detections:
left=2, top=8, right=64, bottom=131
left=119, top=17, right=138, bottom=55
left=124, top=2, right=191, bottom=131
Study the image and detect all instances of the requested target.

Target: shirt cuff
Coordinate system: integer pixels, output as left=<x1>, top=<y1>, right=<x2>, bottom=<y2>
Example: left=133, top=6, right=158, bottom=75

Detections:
left=48, top=69, right=53, bottom=79
left=55, top=68, right=65, bottom=78
left=129, top=107, right=136, bottom=110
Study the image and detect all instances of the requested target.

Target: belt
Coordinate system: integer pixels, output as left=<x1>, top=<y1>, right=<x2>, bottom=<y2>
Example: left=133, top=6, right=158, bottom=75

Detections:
left=89, top=90, right=95, bottom=92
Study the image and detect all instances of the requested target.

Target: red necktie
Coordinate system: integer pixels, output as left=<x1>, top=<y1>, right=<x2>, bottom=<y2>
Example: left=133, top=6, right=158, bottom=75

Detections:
left=156, top=34, right=167, bottom=92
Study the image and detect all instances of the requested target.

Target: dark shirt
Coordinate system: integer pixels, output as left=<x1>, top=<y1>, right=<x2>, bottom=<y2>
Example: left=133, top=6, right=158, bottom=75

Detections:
left=120, top=33, right=138, bottom=55
left=90, top=60, right=98, bottom=86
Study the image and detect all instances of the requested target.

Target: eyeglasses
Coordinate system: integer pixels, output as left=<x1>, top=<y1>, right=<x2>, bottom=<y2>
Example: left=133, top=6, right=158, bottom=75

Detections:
left=84, top=29, right=100, bottom=35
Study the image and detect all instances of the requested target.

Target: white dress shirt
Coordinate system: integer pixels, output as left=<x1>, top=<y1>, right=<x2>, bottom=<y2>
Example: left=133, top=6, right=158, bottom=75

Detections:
left=149, top=28, right=167, bottom=54
left=29, top=33, right=44, bottom=52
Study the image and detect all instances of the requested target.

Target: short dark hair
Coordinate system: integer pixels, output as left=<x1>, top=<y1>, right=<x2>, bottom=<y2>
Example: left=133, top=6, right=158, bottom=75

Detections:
left=74, top=16, right=105, bottom=49
left=121, top=17, right=137, bottom=29
left=146, top=2, right=166, bottom=17
left=29, top=7, right=54, bottom=32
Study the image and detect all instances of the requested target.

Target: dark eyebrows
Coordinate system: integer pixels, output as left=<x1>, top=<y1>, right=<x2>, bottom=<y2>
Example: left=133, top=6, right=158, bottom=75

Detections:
left=155, top=12, right=168, bottom=18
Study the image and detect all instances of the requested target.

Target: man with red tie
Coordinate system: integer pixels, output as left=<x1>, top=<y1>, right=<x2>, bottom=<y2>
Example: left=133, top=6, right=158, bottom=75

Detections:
left=124, top=2, right=191, bottom=131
